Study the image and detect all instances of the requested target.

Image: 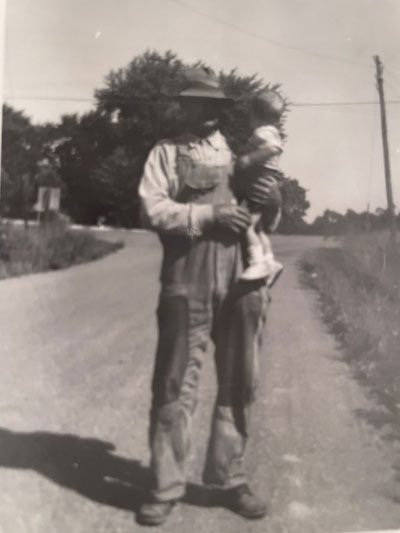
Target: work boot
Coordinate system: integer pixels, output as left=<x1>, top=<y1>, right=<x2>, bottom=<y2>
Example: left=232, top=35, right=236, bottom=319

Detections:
left=224, top=484, right=267, bottom=519
left=136, top=499, right=177, bottom=526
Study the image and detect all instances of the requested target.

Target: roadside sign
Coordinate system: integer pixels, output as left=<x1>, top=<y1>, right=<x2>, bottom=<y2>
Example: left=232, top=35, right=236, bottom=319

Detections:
left=34, top=187, right=61, bottom=212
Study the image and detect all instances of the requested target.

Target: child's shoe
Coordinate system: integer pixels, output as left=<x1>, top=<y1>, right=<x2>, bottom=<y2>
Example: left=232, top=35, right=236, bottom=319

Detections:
left=240, top=260, right=273, bottom=281
left=266, top=260, right=284, bottom=288
left=240, top=244, right=272, bottom=281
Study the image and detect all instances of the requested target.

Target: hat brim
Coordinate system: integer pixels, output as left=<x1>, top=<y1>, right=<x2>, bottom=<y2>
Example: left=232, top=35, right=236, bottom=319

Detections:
left=176, top=88, right=233, bottom=101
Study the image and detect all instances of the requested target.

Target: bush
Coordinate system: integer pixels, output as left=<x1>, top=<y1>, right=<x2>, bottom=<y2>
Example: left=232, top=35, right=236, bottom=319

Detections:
left=0, top=221, right=123, bottom=280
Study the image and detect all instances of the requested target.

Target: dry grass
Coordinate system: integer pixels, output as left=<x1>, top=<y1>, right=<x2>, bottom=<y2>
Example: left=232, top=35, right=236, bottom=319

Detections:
left=301, top=230, right=400, bottom=413
left=0, top=221, right=123, bottom=280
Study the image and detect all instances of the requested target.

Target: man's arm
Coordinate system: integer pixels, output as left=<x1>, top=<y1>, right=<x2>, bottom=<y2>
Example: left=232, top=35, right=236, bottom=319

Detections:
left=139, top=142, right=214, bottom=237
left=139, top=141, right=251, bottom=237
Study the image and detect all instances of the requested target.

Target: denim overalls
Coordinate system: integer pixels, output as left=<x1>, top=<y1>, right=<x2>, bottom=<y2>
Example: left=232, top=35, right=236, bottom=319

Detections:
left=149, top=138, right=269, bottom=502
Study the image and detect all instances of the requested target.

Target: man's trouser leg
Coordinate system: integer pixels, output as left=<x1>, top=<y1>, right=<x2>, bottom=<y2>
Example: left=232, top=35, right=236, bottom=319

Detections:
left=149, top=293, right=210, bottom=502
left=203, top=283, right=269, bottom=488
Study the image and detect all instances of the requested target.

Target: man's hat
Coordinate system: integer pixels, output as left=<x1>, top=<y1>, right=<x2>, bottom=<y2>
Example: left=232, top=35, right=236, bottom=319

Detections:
left=177, top=67, right=232, bottom=101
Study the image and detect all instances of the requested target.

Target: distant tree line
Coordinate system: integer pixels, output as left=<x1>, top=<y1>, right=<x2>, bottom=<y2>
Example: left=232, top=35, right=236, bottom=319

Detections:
left=306, top=207, right=400, bottom=236
left=5, top=49, right=383, bottom=235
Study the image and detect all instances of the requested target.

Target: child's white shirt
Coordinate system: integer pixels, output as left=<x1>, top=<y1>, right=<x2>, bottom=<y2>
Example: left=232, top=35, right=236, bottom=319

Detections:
left=251, top=125, right=283, bottom=151
left=250, top=125, right=283, bottom=169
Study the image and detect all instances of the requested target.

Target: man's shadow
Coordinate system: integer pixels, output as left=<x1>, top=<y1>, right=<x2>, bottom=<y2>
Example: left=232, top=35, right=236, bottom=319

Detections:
left=0, top=427, right=221, bottom=514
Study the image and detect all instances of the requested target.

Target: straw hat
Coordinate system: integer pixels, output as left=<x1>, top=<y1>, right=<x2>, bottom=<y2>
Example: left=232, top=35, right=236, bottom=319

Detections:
left=177, top=67, right=232, bottom=101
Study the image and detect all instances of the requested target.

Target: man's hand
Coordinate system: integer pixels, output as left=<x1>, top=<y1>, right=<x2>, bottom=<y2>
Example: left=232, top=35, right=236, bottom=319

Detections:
left=213, top=204, right=251, bottom=234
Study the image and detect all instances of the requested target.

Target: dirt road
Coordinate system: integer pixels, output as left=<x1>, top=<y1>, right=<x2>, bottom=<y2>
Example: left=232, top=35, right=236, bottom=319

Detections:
left=1, top=233, right=400, bottom=533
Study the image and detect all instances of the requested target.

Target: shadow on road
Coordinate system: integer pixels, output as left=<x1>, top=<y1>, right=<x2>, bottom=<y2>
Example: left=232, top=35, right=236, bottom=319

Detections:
left=0, top=427, right=222, bottom=514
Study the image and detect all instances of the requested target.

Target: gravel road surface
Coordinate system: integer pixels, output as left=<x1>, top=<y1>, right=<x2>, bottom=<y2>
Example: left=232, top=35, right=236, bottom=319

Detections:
left=1, top=233, right=400, bottom=533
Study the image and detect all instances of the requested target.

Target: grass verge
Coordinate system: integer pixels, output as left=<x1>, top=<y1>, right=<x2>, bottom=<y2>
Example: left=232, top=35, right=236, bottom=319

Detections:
left=0, top=221, right=124, bottom=280
left=301, top=231, right=400, bottom=424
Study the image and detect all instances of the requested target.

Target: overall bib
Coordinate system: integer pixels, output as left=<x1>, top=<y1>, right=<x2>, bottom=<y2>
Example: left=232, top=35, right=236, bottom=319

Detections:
left=149, top=142, right=269, bottom=502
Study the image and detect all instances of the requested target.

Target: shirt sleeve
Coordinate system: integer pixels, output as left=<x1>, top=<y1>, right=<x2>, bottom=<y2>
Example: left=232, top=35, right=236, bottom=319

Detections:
left=252, top=126, right=283, bottom=154
left=138, top=142, right=214, bottom=237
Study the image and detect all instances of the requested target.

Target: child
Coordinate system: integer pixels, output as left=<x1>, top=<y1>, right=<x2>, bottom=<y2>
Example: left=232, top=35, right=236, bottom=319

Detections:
left=236, top=89, right=286, bottom=285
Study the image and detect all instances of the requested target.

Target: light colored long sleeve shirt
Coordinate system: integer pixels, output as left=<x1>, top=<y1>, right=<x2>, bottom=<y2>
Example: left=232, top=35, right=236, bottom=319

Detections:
left=251, top=125, right=283, bottom=169
left=139, top=130, right=232, bottom=237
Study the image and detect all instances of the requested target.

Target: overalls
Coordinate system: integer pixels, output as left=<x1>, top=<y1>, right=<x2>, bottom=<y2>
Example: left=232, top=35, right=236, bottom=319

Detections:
left=149, top=140, right=269, bottom=502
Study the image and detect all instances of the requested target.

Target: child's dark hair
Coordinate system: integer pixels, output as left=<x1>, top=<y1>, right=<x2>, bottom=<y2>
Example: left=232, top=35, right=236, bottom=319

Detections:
left=250, top=89, right=285, bottom=123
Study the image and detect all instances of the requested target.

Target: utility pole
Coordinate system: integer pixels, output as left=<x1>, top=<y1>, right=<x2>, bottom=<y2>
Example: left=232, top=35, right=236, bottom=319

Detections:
left=0, top=0, right=7, bottom=211
left=374, top=55, right=397, bottom=241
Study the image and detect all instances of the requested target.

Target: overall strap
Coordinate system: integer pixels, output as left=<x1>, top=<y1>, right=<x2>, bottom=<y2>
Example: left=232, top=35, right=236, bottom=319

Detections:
left=176, top=141, right=234, bottom=193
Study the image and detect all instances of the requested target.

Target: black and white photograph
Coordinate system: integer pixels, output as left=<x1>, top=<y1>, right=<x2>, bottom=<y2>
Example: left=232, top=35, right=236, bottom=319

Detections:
left=1, top=1, right=400, bottom=531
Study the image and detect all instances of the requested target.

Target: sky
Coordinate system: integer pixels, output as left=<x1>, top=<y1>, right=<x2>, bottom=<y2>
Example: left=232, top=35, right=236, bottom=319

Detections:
left=3, top=0, right=400, bottom=221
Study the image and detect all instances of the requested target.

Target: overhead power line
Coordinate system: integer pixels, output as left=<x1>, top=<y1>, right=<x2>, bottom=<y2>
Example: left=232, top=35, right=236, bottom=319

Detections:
left=385, top=68, right=400, bottom=93
left=292, top=100, right=400, bottom=107
left=386, top=65, right=400, bottom=82
left=384, top=79, right=400, bottom=100
left=5, top=95, right=400, bottom=107
left=165, top=0, right=371, bottom=69
left=5, top=96, right=95, bottom=103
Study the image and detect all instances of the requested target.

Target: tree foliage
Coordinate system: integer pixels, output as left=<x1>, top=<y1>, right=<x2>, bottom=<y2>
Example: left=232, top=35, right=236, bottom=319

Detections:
left=279, top=178, right=311, bottom=233
left=1, top=105, right=40, bottom=218
left=1, top=105, right=64, bottom=221
left=308, top=207, right=400, bottom=236
left=2, top=50, right=308, bottom=230
left=51, top=111, right=120, bottom=223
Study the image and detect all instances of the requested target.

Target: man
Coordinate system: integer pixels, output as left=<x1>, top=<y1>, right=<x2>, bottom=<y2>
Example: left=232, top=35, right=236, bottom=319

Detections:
left=137, top=67, right=274, bottom=526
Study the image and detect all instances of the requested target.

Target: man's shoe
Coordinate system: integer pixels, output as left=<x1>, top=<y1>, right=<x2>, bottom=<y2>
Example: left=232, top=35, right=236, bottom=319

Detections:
left=136, top=500, right=176, bottom=526
left=225, top=484, right=267, bottom=520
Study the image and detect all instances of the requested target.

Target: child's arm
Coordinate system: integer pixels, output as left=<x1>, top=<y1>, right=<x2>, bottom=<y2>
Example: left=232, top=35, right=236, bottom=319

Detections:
left=237, top=126, right=283, bottom=170
left=236, top=144, right=278, bottom=171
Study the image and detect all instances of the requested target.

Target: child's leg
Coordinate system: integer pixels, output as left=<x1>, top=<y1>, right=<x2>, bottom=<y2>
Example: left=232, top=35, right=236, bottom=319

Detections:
left=246, top=213, right=263, bottom=247
left=245, top=213, right=264, bottom=264
left=255, top=227, right=284, bottom=288
left=256, top=227, right=273, bottom=257
left=241, top=213, right=272, bottom=281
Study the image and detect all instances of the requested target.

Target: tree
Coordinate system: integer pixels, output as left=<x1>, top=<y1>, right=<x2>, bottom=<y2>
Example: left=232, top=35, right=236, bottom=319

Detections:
left=278, top=178, right=310, bottom=233
left=1, top=105, right=41, bottom=219
left=2, top=50, right=310, bottom=230
left=307, top=206, right=400, bottom=236
left=93, top=50, right=306, bottom=228
left=90, top=147, right=143, bottom=226
left=95, top=50, right=187, bottom=155
left=52, top=111, right=119, bottom=223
